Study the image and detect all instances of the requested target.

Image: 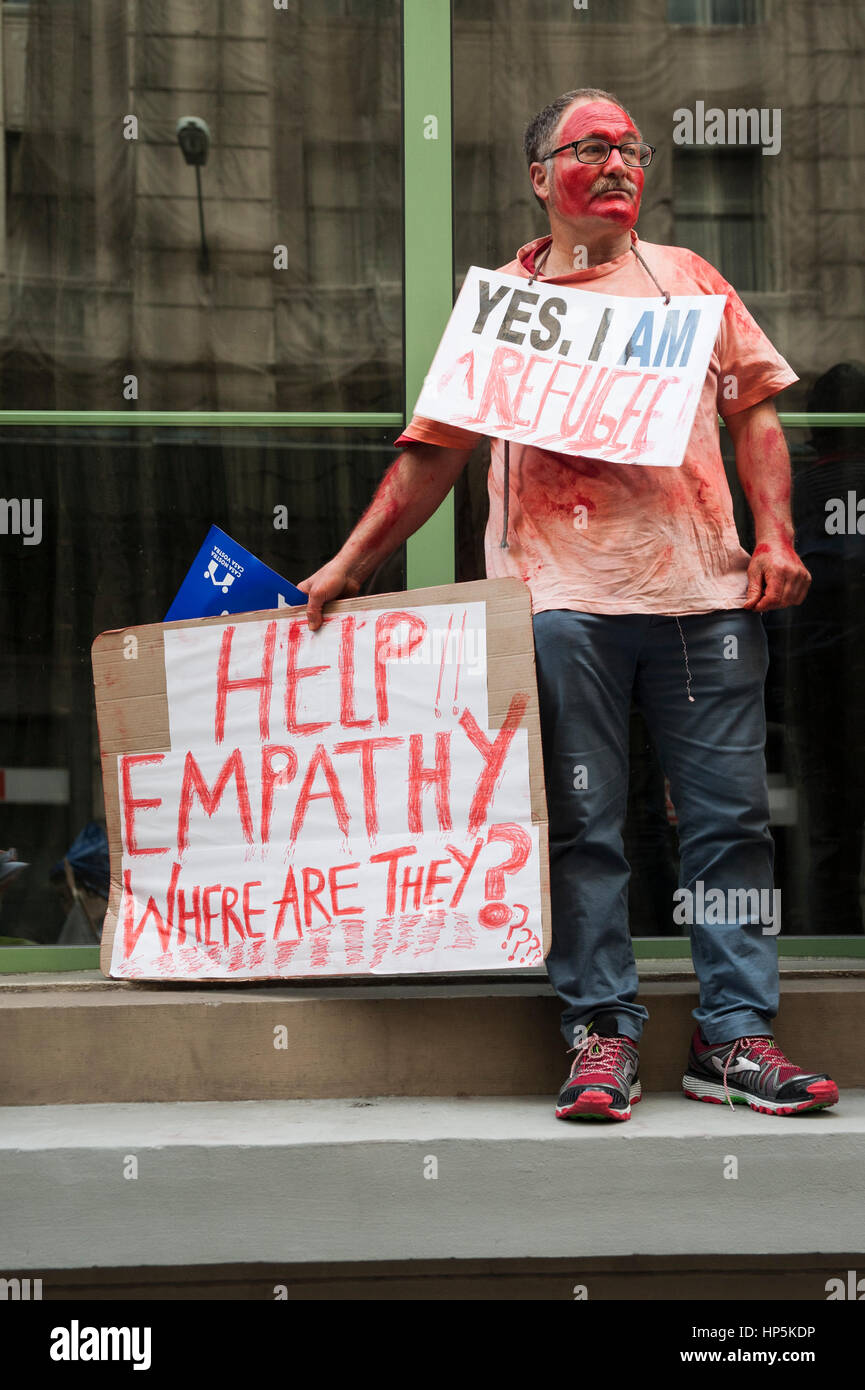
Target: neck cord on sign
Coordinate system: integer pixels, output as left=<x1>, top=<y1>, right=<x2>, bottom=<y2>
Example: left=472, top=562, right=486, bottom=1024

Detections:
left=500, top=239, right=671, bottom=550
left=631, top=242, right=671, bottom=305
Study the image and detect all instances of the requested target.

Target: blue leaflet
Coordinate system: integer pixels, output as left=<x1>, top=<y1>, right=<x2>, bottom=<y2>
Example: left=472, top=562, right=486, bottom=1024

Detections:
left=165, top=525, right=307, bottom=621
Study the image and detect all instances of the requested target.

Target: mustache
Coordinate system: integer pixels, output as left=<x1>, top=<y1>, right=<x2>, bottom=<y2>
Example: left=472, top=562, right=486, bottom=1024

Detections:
left=591, top=176, right=639, bottom=197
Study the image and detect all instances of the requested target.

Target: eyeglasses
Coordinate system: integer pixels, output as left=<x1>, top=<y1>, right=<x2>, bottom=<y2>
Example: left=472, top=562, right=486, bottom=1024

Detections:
left=540, top=138, right=655, bottom=167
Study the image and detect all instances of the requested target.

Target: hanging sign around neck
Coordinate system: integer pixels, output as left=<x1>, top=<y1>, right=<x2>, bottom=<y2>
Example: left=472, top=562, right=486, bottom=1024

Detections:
left=414, top=266, right=725, bottom=468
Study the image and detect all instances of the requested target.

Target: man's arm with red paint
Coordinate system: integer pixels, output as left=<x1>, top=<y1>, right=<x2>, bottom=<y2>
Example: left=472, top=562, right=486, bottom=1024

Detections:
left=727, top=398, right=811, bottom=612
left=298, top=443, right=473, bottom=630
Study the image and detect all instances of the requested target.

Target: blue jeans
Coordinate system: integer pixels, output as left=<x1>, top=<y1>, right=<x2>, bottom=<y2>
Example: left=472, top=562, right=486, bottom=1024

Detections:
left=533, top=609, right=779, bottom=1048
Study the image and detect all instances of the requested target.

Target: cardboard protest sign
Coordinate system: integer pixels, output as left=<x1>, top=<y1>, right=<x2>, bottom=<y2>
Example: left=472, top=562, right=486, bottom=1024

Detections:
left=92, top=579, right=550, bottom=980
left=414, top=267, right=725, bottom=468
left=165, top=525, right=307, bottom=621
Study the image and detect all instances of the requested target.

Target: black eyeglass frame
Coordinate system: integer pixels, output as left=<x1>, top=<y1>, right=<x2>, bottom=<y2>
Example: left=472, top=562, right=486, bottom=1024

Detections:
left=539, top=138, right=656, bottom=167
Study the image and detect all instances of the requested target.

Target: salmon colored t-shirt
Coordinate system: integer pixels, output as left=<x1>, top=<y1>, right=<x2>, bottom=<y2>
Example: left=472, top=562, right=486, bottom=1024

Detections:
left=394, top=228, right=799, bottom=616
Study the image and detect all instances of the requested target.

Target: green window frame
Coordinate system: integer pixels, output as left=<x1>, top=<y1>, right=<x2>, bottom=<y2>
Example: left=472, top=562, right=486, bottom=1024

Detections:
left=2, top=0, right=863, bottom=970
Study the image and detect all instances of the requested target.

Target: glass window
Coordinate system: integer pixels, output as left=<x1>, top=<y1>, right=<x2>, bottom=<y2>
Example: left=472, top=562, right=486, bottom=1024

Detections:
left=3, top=0, right=864, bottom=957
left=0, top=2, right=406, bottom=952
left=0, top=425, right=403, bottom=945
left=0, top=0, right=403, bottom=412
left=453, top=0, right=865, bottom=936
left=673, top=150, right=768, bottom=291
left=574, top=0, right=633, bottom=19
left=454, top=144, right=497, bottom=284
left=744, top=421, right=865, bottom=938
left=668, top=0, right=763, bottom=23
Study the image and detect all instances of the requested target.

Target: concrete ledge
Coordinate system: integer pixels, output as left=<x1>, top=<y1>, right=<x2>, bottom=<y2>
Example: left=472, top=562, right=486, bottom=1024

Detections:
left=2, top=973, right=864, bottom=1103
left=5, top=958, right=865, bottom=991
left=2, top=1093, right=864, bottom=1268
left=23, top=1252, right=865, bottom=1301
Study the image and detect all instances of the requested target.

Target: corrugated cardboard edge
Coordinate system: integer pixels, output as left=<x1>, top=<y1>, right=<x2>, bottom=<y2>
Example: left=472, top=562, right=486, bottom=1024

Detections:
left=92, top=578, right=550, bottom=979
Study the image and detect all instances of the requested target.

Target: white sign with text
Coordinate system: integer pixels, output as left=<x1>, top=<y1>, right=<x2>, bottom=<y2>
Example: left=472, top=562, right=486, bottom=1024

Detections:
left=110, top=602, right=544, bottom=978
left=415, top=267, right=725, bottom=467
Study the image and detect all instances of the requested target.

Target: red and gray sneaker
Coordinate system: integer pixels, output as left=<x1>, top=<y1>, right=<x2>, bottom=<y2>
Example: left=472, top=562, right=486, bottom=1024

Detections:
left=682, top=1028, right=839, bottom=1115
left=556, top=1015, right=642, bottom=1123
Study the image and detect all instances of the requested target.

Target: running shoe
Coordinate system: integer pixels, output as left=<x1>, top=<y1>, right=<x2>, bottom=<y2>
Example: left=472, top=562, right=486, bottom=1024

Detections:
left=682, top=1028, right=839, bottom=1115
left=556, top=1014, right=641, bottom=1122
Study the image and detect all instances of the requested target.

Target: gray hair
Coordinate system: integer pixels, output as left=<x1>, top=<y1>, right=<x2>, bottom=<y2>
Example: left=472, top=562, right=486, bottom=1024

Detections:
left=523, top=88, right=637, bottom=212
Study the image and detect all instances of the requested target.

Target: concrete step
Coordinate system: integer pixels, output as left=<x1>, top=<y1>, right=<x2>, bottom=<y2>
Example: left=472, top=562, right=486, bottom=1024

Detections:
left=1, top=964, right=863, bottom=1105
left=3, top=1093, right=864, bottom=1269
left=21, top=1252, right=865, bottom=1301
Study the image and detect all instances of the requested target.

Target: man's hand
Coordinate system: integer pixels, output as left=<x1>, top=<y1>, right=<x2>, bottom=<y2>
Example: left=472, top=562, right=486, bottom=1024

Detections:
left=728, top=397, right=811, bottom=612
left=742, top=540, right=811, bottom=612
left=296, top=560, right=361, bottom=631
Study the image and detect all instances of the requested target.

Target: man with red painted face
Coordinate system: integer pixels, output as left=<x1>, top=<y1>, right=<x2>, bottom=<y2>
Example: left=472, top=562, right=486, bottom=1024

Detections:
left=300, top=88, right=839, bottom=1123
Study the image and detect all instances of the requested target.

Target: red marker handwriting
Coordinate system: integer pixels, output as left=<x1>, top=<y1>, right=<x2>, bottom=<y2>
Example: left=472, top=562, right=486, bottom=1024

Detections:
left=215, top=621, right=277, bottom=744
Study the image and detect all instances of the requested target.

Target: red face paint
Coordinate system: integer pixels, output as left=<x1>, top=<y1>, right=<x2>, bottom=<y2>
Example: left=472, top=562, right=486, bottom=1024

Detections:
left=548, top=101, right=644, bottom=228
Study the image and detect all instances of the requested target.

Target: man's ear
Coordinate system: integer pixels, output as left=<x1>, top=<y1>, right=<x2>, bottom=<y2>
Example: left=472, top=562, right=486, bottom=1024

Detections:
left=529, top=159, right=552, bottom=210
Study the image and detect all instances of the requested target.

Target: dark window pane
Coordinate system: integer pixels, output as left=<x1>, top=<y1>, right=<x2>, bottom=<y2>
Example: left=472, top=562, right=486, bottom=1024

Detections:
left=668, top=0, right=762, bottom=22
left=673, top=150, right=767, bottom=290
left=0, top=426, right=404, bottom=944
left=759, top=422, right=865, bottom=937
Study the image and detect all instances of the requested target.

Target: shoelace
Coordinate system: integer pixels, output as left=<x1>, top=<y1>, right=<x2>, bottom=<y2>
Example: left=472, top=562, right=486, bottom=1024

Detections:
left=719, top=1035, right=798, bottom=1109
left=568, top=1032, right=631, bottom=1081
